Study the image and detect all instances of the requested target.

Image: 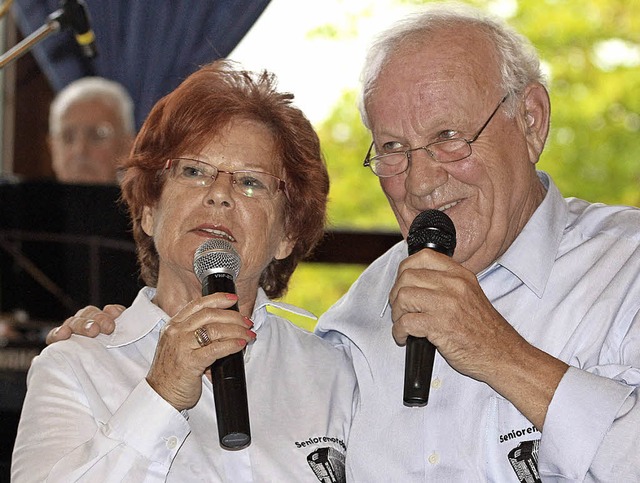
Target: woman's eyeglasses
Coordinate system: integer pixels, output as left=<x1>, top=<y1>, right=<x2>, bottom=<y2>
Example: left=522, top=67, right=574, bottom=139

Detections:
left=163, top=158, right=287, bottom=199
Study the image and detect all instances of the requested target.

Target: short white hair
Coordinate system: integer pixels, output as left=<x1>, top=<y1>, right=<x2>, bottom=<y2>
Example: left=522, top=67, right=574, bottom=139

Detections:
left=358, top=1, right=546, bottom=128
left=49, top=76, right=135, bottom=135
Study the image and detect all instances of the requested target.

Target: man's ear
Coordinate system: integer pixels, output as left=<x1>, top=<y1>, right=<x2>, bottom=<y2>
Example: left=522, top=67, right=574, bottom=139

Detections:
left=521, top=82, right=551, bottom=164
left=141, top=205, right=154, bottom=237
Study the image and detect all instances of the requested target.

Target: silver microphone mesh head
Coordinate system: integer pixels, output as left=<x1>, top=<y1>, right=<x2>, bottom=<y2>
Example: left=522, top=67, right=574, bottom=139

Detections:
left=193, top=238, right=241, bottom=283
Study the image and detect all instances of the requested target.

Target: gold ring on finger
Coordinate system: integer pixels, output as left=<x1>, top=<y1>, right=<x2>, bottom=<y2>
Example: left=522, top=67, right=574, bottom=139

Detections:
left=194, top=327, right=212, bottom=347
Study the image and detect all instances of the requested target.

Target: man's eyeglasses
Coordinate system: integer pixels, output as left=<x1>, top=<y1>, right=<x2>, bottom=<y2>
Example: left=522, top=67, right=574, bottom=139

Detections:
left=363, top=94, right=509, bottom=178
left=163, top=158, right=287, bottom=199
left=55, top=122, right=116, bottom=147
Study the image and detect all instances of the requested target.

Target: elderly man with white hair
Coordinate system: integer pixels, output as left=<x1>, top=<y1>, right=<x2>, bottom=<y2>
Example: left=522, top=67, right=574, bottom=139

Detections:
left=48, top=76, right=135, bottom=184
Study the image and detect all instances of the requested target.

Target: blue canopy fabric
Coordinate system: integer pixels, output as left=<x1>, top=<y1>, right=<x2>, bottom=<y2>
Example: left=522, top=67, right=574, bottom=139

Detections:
left=12, top=0, right=271, bottom=129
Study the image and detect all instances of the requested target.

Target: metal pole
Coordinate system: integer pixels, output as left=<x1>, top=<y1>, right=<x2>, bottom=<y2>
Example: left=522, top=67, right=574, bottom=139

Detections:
left=0, top=19, right=60, bottom=69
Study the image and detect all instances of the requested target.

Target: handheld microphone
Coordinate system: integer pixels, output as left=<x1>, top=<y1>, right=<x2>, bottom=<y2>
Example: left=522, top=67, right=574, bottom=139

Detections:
left=193, top=238, right=251, bottom=450
left=403, top=209, right=456, bottom=407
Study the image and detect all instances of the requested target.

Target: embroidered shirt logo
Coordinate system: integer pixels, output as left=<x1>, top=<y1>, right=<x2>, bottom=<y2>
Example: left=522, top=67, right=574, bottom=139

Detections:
left=306, top=446, right=346, bottom=483
left=508, top=439, right=541, bottom=483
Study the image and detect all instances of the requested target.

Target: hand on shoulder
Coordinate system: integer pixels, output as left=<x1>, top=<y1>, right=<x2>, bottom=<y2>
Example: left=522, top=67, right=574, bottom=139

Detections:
left=45, top=304, right=125, bottom=344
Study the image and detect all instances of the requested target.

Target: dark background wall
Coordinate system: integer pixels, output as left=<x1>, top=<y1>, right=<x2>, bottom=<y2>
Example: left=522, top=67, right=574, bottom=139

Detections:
left=13, top=50, right=54, bottom=179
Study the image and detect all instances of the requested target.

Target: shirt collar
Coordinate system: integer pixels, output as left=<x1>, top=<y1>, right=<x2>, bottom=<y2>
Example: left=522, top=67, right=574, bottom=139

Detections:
left=252, top=287, right=317, bottom=329
left=479, top=171, right=568, bottom=297
left=100, top=286, right=316, bottom=348
left=101, top=287, right=167, bottom=348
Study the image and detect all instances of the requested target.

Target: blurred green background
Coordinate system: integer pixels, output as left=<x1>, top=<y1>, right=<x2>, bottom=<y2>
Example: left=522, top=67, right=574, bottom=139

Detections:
left=272, top=0, right=640, bottom=330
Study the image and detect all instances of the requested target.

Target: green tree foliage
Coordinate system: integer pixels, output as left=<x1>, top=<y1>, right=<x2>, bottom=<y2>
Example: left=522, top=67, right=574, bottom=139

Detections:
left=319, top=90, right=398, bottom=231
left=280, top=0, right=640, bottom=325
left=504, top=0, right=640, bottom=205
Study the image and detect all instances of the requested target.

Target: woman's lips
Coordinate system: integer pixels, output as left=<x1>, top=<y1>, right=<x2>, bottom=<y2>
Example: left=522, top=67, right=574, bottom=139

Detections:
left=193, top=226, right=237, bottom=242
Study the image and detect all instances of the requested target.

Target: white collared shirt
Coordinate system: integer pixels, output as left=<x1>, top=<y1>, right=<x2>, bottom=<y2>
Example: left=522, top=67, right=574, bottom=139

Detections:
left=12, top=288, right=357, bottom=482
left=316, top=172, right=640, bottom=482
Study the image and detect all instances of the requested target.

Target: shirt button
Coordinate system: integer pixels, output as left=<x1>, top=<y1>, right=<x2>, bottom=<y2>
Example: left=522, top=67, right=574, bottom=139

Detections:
left=431, top=378, right=442, bottom=389
left=428, top=452, right=440, bottom=465
left=166, top=436, right=179, bottom=449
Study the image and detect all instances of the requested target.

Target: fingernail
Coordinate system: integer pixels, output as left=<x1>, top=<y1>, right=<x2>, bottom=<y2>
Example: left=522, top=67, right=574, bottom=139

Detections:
left=243, top=316, right=254, bottom=328
left=53, top=327, right=61, bottom=335
left=237, top=339, right=247, bottom=348
left=84, top=319, right=95, bottom=330
left=246, top=329, right=257, bottom=338
left=225, top=293, right=239, bottom=300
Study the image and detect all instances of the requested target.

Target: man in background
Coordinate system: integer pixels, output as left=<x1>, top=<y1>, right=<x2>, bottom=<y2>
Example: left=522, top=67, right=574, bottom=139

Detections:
left=48, top=77, right=135, bottom=184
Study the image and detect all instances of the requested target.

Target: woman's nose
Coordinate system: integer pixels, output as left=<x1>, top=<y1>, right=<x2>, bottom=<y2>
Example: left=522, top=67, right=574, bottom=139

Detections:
left=204, top=172, right=236, bottom=207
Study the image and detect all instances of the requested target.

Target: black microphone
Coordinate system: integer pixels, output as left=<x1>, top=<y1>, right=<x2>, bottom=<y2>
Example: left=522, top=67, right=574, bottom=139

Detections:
left=49, top=0, right=98, bottom=58
left=403, top=209, right=456, bottom=407
left=193, top=238, right=251, bottom=450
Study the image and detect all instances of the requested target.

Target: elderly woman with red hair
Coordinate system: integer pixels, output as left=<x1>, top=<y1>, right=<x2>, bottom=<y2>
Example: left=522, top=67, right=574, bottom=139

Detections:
left=12, top=60, right=356, bottom=482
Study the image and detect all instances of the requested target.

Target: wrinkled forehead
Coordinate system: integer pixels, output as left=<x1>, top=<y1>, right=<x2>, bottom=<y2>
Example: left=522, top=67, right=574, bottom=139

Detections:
left=384, top=25, right=500, bottom=83
left=367, top=28, right=502, bottom=128
left=192, top=118, right=284, bottom=172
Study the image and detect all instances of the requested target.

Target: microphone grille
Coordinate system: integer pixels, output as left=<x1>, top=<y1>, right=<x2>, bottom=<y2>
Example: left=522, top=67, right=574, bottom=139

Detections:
left=407, top=209, right=456, bottom=256
left=193, top=238, right=241, bottom=283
